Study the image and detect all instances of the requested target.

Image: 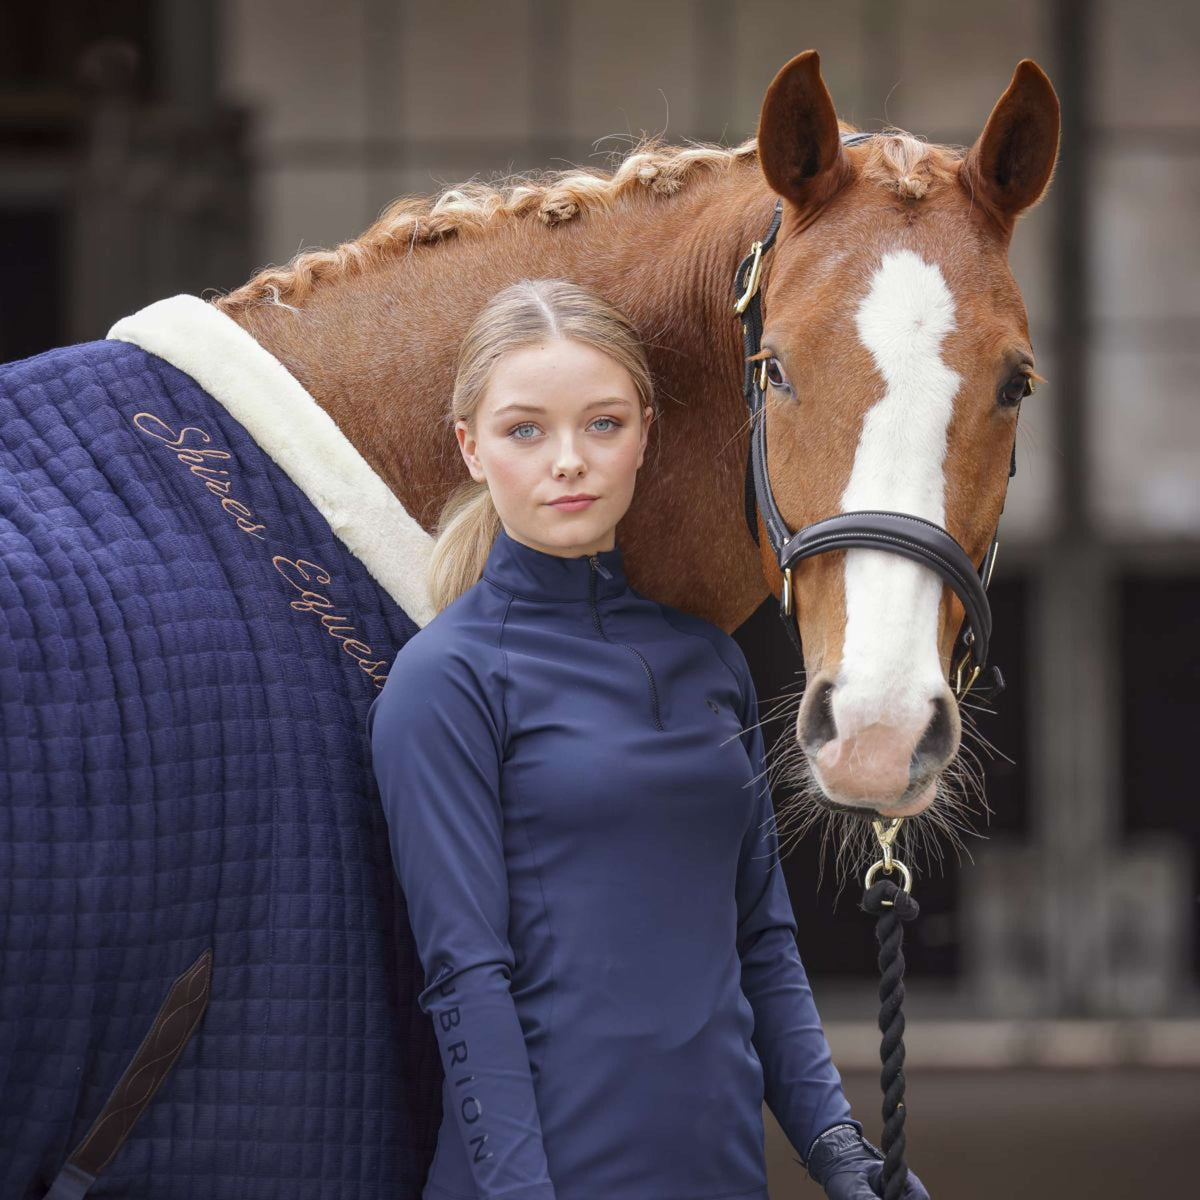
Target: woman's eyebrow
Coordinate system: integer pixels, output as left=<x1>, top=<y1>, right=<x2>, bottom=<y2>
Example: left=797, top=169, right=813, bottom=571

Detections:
left=492, top=396, right=634, bottom=417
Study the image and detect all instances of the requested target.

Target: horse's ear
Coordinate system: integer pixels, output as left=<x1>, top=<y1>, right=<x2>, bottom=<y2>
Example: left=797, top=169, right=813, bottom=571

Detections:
left=962, top=59, right=1061, bottom=227
left=756, top=51, right=851, bottom=213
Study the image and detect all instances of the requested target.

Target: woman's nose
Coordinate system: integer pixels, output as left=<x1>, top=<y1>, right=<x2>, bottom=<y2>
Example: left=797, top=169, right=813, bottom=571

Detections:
left=553, top=438, right=586, bottom=474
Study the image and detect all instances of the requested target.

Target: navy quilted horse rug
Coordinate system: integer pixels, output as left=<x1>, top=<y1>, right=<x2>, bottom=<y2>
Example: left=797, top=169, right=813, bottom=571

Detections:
left=1, top=296, right=445, bottom=1198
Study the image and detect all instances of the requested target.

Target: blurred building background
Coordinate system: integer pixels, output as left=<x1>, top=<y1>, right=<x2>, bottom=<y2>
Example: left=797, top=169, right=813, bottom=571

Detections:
left=2, top=1, right=1197, bottom=1195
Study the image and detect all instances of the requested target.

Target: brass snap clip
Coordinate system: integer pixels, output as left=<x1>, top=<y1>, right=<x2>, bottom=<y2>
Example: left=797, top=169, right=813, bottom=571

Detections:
left=864, top=817, right=912, bottom=905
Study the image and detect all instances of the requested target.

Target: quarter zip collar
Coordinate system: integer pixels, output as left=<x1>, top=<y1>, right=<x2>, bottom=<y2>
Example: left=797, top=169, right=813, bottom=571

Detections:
left=482, top=525, right=629, bottom=603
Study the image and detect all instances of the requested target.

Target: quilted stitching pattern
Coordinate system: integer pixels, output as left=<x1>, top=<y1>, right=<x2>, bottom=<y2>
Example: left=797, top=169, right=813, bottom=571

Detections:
left=0, top=341, right=442, bottom=1198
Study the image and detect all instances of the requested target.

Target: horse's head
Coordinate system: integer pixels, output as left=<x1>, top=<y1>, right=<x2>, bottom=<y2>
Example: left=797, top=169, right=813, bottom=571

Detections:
left=752, top=51, right=1059, bottom=820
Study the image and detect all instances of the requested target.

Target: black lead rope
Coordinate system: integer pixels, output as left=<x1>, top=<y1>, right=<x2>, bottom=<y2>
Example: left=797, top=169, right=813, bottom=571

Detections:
left=861, top=873, right=920, bottom=1200
left=857, top=818, right=918, bottom=1199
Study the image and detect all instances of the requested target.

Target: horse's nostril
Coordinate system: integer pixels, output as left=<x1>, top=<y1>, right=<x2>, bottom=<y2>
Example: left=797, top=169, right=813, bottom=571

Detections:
left=913, top=694, right=955, bottom=771
left=800, top=679, right=837, bottom=752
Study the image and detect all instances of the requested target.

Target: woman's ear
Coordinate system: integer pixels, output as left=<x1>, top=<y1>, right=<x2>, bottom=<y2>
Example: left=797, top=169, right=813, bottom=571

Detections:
left=454, top=419, right=486, bottom=483
left=637, top=405, right=653, bottom=467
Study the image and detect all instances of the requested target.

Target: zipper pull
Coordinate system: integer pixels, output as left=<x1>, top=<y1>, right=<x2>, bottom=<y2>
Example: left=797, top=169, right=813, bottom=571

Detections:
left=588, top=555, right=613, bottom=581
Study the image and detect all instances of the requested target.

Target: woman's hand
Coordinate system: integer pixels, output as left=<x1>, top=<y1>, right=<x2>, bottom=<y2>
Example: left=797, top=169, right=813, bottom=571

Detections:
left=805, top=1123, right=930, bottom=1199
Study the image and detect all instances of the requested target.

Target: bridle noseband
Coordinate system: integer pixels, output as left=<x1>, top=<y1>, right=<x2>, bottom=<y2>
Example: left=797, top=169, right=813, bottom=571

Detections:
left=734, top=131, right=1011, bottom=702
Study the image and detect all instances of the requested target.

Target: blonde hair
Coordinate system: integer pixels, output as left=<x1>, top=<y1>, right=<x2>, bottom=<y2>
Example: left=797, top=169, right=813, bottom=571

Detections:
left=428, top=279, right=656, bottom=613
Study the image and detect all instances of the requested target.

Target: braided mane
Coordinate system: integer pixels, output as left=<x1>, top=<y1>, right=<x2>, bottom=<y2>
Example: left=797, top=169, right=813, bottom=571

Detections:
left=213, top=126, right=961, bottom=314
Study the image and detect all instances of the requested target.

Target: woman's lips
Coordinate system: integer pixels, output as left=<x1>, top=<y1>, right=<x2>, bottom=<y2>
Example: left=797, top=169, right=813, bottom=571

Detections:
left=548, top=497, right=596, bottom=512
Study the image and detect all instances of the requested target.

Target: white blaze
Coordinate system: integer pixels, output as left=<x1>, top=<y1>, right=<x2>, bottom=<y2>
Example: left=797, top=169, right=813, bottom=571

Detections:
left=836, top=249, right=960, bottom=732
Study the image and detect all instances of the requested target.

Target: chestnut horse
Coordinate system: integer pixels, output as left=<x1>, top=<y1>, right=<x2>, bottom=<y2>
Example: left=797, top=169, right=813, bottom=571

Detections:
left=218, top=50, right=1059, bottom=840
left=0, top=49, right=1060, bottom=1198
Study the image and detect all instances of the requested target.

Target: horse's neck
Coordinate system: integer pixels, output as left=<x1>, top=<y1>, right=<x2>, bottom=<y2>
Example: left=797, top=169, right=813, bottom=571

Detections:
left=233, top=169, right=775, bottom=629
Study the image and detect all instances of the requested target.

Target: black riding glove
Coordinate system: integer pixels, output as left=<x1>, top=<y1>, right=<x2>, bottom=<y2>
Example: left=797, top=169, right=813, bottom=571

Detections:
left=805, top=1122, right=930, bottom=1200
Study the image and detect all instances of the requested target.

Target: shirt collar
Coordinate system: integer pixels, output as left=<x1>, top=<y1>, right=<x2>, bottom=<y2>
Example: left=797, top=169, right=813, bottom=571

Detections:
left=482, top=525, right=629, bottom=603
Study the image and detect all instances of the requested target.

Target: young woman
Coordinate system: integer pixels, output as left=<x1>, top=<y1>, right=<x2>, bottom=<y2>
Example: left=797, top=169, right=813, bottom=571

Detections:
left=367, top=279, right=928, bottom=1200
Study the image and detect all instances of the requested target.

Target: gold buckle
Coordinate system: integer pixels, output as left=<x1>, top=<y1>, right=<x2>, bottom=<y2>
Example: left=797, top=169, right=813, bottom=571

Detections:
left=733, top=240, right=764, bottom=315
left=780, top=566, right=793, bottom=616
left=953, top=649, right=981, bottom=699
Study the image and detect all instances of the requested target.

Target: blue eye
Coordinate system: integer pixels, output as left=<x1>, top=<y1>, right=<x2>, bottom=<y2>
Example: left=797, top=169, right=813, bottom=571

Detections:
left=508, top=416, right=620, bottom=440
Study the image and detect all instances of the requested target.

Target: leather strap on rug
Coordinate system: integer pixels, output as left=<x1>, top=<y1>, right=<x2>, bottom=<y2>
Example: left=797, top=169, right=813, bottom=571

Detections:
left=44, top=948, right=213, bottom=1200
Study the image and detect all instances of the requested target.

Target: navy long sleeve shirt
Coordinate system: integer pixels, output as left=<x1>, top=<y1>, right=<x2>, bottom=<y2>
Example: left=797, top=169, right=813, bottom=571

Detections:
left=367, top=526, right=853, bottom=1200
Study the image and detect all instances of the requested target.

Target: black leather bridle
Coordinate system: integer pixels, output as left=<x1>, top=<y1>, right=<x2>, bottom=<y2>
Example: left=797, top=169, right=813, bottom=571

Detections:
left=734, top=131, right=1012, bottom=701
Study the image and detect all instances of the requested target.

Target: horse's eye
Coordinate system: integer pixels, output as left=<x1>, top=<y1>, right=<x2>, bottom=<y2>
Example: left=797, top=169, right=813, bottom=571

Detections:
left=998, top=373, right=1033, bottom=408
left=765, top=357, right=787, bottom=388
